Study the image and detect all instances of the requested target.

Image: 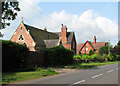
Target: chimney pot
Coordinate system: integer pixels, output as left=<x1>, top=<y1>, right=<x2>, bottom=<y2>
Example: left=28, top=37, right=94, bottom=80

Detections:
left=61, top=24, right=63, bottom=28
left=94, top=36, right=96, bottom=44
left=44, top=27, right=47, bottom=31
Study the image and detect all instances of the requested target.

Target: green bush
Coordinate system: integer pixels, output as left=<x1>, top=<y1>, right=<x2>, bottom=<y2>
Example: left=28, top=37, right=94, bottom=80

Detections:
left=89, top=49, right=94, bottom=56
left=2, top=40, right=29, bottom=72
left=41, top=46, right=74, bottom=67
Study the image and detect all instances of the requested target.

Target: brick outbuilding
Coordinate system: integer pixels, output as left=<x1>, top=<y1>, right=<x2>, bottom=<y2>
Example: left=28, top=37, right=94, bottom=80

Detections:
left=77, top=36, right=106, bottom=54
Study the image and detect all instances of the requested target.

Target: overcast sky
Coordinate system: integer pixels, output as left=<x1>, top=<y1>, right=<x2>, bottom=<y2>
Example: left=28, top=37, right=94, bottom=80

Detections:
left=1, top=0, right=119, bottom=46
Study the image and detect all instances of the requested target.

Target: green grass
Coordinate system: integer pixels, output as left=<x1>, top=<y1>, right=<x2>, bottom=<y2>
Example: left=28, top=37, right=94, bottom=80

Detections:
left=2, top=68, right=59, bottom=84
left=66, top=61, right=119, bottom=69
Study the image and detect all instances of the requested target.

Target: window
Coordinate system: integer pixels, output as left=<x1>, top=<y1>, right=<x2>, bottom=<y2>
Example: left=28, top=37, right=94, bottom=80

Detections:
left=73, top=41, right=75, bottom=49
left=19, top=35, right=24, bottom=40
left=23, top=42, right=27, bottom=46
left=48, top=35, right=49, bottom=39
left=21, top=27, right=22, bottom=31
left=86, top=47, right=88, bottom=51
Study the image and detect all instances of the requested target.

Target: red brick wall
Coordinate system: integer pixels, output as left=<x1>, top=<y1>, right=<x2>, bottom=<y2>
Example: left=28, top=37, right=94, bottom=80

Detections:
left=61, top=26, right=67, bottom=43
left=10, top=23, right=36, bottom=51
left=81, top=42, right=93, bottom=54
left=62, top=37, right=76, bottom=54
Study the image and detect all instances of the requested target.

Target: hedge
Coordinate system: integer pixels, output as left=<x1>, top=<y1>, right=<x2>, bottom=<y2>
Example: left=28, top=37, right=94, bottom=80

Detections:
left=2, top=40, right=29, bottom=72
left=40, top=46, right=74, bottom=67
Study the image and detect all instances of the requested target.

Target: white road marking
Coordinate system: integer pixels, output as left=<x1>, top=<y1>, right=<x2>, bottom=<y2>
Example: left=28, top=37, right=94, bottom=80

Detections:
left=116, top=68, right=119, bottom=70
left=73, top=80, right=85, bottom=84
left=107, top=70, right=114, bottom=73
left=92, top=73, right=103, bottom=78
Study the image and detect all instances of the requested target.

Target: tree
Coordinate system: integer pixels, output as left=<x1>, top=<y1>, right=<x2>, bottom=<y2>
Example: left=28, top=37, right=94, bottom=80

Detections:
left=113, top=41, right=120, bottom=55
left=99, top=46, right=108, bottom=56
left=1, top=1, right=20, bottom=29
left=89, top=49, right=94, bottom=56
left=117, top=40, right=120, bottom=47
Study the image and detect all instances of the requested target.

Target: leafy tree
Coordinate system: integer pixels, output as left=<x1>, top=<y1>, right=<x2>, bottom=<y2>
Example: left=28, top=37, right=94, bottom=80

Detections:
left=117, top=40, right=120, bottom=47
left=99, top=46, right=108, bottom=55
left=89, top=49, right=94, bottom=56
left=113, top=41, right=120, bottom=55
left=1, top=1, right=20, bottom=29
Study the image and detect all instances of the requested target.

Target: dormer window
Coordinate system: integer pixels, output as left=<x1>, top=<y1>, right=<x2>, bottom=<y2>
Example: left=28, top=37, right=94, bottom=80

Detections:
left=19, top=35, right=24, bottom=40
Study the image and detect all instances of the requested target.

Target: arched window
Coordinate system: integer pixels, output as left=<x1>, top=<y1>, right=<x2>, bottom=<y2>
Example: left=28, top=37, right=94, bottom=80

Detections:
left=23, top=42, right=27, bottom=46
left=19, top=35, right=24, bottom=40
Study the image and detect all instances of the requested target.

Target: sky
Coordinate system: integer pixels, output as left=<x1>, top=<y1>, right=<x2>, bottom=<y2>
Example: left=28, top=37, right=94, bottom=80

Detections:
left=1, top=0, right=119, bottom=46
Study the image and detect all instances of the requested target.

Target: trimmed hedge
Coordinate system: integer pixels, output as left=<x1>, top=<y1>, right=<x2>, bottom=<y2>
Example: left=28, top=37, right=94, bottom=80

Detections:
left=2, top=40, right=29, bottom=72
left=40, top=46, right=74, bottom=67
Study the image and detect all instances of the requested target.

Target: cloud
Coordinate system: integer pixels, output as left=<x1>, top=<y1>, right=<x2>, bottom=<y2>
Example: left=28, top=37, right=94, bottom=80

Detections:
left=34, top=9, right=118, bottom=45
left=2, top=1, right=118, bottom=46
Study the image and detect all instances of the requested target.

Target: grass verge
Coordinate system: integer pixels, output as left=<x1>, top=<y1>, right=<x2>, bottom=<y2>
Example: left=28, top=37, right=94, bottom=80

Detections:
left=2, top=68, right=59, bottom=84
left=65, top=61, right=119, bottom=69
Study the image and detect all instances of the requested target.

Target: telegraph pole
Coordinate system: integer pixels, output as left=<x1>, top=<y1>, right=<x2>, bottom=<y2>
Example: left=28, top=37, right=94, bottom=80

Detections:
left=108, top=40, right=110, bottom=56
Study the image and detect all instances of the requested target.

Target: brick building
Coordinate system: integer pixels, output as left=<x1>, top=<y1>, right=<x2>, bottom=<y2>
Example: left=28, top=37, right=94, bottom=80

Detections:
left=77, top=36, right=106, bottom=54
left=10, top=20, right=76, bottom=53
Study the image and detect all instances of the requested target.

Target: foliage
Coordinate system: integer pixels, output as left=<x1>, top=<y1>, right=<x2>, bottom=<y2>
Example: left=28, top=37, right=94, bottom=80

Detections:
left=1, top=1, right=20, bottom=29
left=117, top=40, right=120, bottom=47
left=89, top=49, right=94, bottom=56
left=98, top=46, right=108, bottom=55
left=2, top=40, right=29, bottom=72
left=113, top=41, right=120, bottom=55
left=40, top=46, right=74, bottom=67
left=113, top=46, right=120, bottom=55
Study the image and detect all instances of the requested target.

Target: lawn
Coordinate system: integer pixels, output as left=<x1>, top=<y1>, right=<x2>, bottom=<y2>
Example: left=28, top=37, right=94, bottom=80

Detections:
left=2, top=68, right=59, bottom=84
left=65, top=61, right=119, bottom=69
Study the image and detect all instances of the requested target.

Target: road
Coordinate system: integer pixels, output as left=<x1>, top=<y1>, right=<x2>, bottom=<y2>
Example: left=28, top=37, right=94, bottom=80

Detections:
left=15, top=63, right=119, bottom=85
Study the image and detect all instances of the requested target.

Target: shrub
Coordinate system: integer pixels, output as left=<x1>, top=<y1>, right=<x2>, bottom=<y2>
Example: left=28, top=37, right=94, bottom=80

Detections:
left=98, top=46, right=108, bottom=56
left=42, top=46, right=74, bottom=67
left=2, top=40, right=29, bottom=72
left=73, top=54, right=82, bottom=59
left=89, top=49, right=94, bottom=56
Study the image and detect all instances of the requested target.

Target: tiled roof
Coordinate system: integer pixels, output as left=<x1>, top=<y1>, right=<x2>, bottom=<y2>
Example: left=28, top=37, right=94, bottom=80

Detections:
left=80, top=41, right=95, bottom=51
left=77, top=41, right=106, bottom=53
left=24, top=23, right=59, bottom=45
left=91, top=42, right=106, bottom=51
left=44, top=39, right=59, bottom=48
left=23, top=23, right=74, bottom=48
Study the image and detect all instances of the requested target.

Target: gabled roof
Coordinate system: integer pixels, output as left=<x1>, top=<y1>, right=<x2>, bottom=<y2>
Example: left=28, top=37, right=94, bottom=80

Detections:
left=77, top=43, right=84, bottom=50
left=54, top=32, right=74, bottom=43
left=80, top=41, right=95, bottom=51
left=78, top=41, right=106, bottom=52
left=23, top=23, right=59, bottom=45
left=91, top=42, right=106, bottom=51
left=44, top=39, right=59, bottom=48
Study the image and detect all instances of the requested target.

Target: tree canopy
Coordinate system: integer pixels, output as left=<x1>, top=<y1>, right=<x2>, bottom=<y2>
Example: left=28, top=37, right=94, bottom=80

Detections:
left=1, top=1, right=20, bottom=29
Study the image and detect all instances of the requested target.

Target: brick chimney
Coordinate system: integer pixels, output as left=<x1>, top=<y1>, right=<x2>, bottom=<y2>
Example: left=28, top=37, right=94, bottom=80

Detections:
left=44, top=27, right=47, bottom=31
left=61, top=24, right=67, bottom=43
left=94, top=36, right=96, bottom=44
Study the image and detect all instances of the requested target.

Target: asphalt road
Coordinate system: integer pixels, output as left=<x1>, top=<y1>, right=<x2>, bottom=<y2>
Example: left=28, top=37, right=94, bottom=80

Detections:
left=15, top=63, right=119, bottom=85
